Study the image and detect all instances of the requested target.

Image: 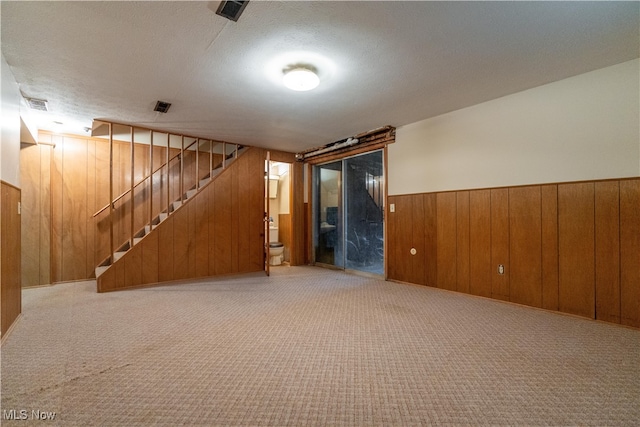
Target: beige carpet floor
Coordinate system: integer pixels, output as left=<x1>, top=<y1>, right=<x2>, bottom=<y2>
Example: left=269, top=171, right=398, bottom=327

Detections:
left=1, top=266, right=638, bottom=426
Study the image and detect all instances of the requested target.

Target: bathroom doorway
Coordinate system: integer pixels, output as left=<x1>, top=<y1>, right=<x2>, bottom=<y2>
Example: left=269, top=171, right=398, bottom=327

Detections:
left=312, top=150, right=384, bottom=275
left=266, top=160, right=293, bottom=268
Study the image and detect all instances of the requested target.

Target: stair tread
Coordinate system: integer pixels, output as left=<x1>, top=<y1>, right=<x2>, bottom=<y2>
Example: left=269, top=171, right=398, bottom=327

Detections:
left=95, top=266, right=109, bottom=278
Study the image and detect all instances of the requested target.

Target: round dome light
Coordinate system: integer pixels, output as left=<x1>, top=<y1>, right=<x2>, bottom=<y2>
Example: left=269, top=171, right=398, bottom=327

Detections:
left=282, top=67, right=320, bottom=91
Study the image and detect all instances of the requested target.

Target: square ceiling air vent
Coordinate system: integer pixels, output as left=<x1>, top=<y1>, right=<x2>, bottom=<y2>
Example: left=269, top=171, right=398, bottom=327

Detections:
left=216, top=1, right=249, bottom=22
left=154, top=101, right=171, bottom=113
left=25, top=97, right=49, bottom=112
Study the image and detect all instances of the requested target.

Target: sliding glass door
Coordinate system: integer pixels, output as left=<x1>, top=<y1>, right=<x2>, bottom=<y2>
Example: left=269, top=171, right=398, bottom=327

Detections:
left=313, top=161, right=344, bottom=268
left=313, top=150, right=384, bottom=275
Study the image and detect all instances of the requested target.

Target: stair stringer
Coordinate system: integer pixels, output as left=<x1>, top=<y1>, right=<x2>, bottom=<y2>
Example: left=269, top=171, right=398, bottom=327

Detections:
left=97, top=147, right=266, bottom=292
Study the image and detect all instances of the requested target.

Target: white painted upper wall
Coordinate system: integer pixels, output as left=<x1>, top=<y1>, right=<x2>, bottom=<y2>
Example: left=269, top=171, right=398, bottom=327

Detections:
left=388, top=59, right=640, bottom=195
left=1, top=54, right=21, bottom=187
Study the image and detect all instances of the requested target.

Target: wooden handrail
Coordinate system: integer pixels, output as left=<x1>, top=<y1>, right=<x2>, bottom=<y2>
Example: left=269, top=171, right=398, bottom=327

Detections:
left=93, top=138, right=203, bottom=217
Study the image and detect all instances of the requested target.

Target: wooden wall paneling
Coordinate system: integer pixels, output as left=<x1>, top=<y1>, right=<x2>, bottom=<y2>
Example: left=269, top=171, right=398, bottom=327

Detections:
left=436, top=192, right=457, bottom=291
left=95, top=138, right=111, bottom=266
left=509, top=186, right=542, bottom=308
left=456, top=191, right=470, bottom=293
left=187, top=199, right=197, bottom=276
left=195, top=189, right=210, bottom=278
left=386, top=195, right=398, bottom=280
left=619, top=178, right=640, bottom=327
left=123, top=238, right=142, bottom=288
left=120, top=141, right=132, bottom=247
left=594, top=181, right=621, bottom=323
left=491, top=188, right=510, bottom=301
left=213, top=171, right=233, bottom=275
left=304, top=202, right=310, bottom=264
left=389, top=195, right=412, bottom=282
left=208, top=181, right=217, bottom=276
left=1, top=182, right=22, bottom=338
left=153, top=145, right=166, bottom=171
left=110, top=141, right=122, bottom=251
left=291, top=161, right=305, bottom=266
left=50, top=135, right=64, bottom=282
left=132, top=184, right=147, bottom=239
left=113, top=195, right=128, bottom=254
left=241, top=154, right=256, bottom=271
left=558, top=182, right=595, bottom=319
left=140, top=229, right=159, bottom=285
left=250, top=149, right=267, bottom=271
left=134, top=142, right=150, bottom=182
left=182, top=149, right=195, bottom=194
left=199, top=148, right=210, bottom=182
left=151, top=145, right=167, bottom=221
left=86, top=139, right=97, bottom=278
left=469, top=189, right=492, bottom=297
left=236, top=150, right=253, bottom=271
left=158, top=216, right=174, bottom=282
left=20, top=144, right=42, bottom=287
left=40, top=145, right=52, bottom=285
left=279, top=214, right=292, bottom=262
left=230, top=166, right=240, bottom=273
left=172, top=203, right=190, bottom=280
left=117, top=141, right=131, bottom=196
left=541, top=185, right=559, bottom=311
left=423, top=193, right=437, bottom=287
left=62, top=137, right=88, bottom=281
left=169, top=149, right=181, bottom=210
left=133, top=143, right=150, bottom=234
left=410, top=194, right=426, bottom=285
left=400, top=194, right=416, bottom=283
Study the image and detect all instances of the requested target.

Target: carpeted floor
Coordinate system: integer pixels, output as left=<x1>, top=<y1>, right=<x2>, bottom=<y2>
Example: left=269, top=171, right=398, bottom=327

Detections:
left=1, top=266, right=638, bottom=426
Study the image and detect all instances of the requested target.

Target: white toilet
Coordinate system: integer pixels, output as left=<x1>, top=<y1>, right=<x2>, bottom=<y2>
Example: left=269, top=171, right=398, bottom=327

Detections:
left=268, top=227, right=284, bottom=266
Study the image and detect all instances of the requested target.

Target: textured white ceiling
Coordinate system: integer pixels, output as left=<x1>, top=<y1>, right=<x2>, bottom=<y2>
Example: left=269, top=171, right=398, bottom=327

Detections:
left=2, top=1, right=638, bottom=153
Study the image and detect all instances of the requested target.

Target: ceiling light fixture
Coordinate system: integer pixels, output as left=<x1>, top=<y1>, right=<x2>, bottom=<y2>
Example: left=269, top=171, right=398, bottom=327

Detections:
left=283, top=65, right=319, bottom=92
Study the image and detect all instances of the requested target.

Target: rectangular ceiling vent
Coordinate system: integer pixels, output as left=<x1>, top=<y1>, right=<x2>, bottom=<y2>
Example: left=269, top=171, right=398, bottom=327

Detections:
left=154, top=101, right=172, bottom=113
left=25, top=97, right=49, bottom=112
left=216, top=1, right=249, bottom=22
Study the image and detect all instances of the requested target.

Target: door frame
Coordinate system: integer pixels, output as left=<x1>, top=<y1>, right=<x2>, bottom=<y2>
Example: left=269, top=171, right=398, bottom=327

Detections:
left=309, top=148, right=387, bottom=277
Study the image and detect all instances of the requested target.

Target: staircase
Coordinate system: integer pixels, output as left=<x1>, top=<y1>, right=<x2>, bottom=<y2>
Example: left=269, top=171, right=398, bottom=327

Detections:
left=92, top=122, right=247, bottom=279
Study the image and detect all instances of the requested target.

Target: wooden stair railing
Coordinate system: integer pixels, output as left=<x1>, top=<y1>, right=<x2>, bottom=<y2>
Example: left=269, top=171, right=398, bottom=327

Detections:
left=92, top=139, right=197, bottom=218
left=92, top=121, right=245, bottom=278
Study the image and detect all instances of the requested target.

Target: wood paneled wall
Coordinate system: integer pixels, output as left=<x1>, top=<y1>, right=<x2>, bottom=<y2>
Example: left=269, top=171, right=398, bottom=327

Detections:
left=388, top=178, right=640, bottom=328
left=20, top=143, right=51, bottom=286
left=279, top=214, right=292, bottom=262
left=1, top=181, right=22, bottom=339
left=21, top=132, right=217, bottom=286
left=290, top=161, right=306, bottom=266
left=98, top=148, right=266, bottom=291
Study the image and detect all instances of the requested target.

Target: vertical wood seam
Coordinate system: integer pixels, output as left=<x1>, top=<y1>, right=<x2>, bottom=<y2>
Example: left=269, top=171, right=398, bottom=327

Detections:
left=49, top=145, right=54, bottom=283
left=617, top=180, right=622, bottom=321
left=539, top=186, right=543, bottom=308
left=555, top=184, right=561, bottom=311
left=592, top=182, right=596, bottom=319
left=508, top=188, right=512, bottom=303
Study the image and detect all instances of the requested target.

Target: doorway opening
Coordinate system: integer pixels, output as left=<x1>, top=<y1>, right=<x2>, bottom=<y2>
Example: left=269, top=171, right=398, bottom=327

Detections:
left=312, top=150, right=384, bottom=275
left=266, top=161, right=293, bottom=268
